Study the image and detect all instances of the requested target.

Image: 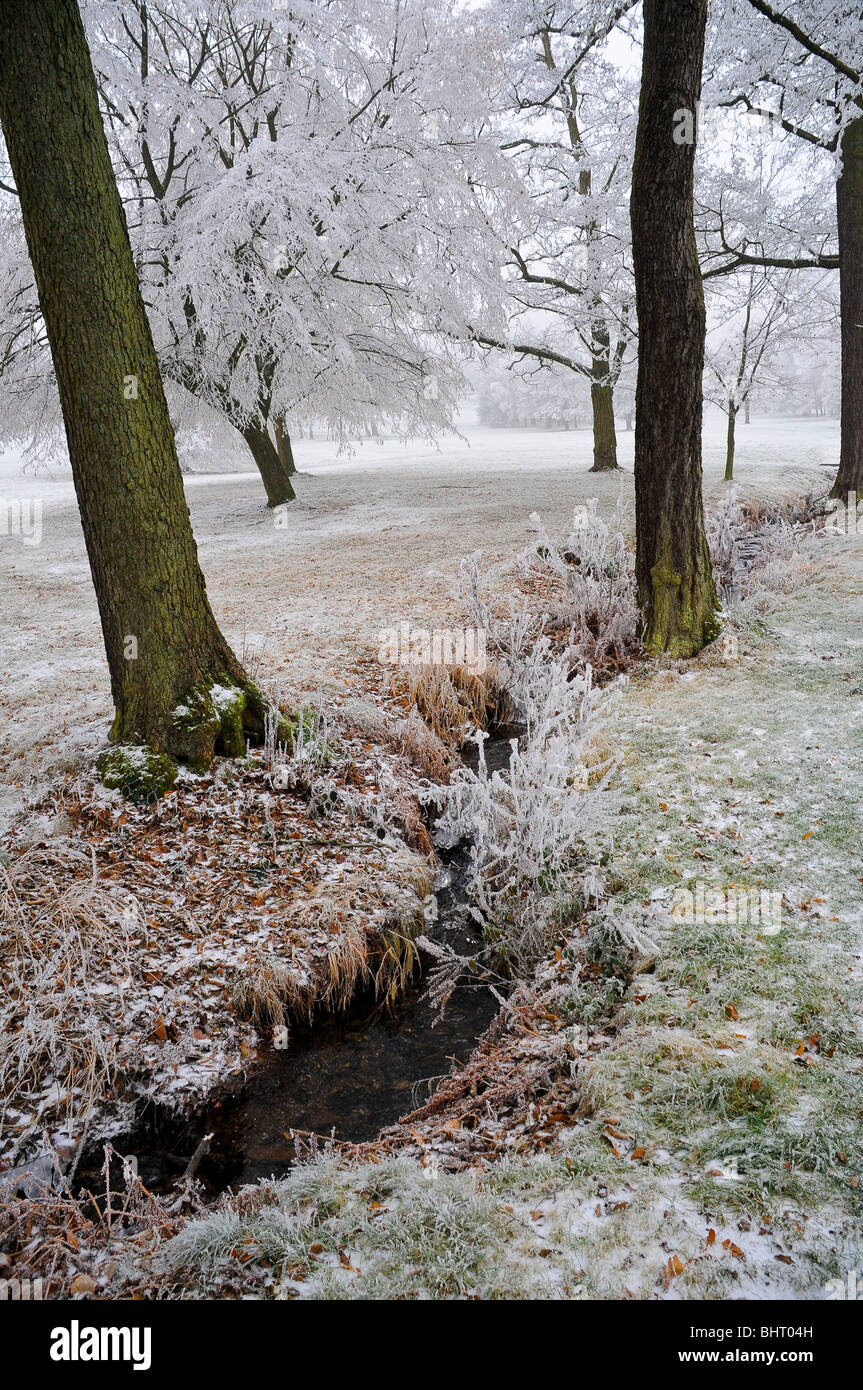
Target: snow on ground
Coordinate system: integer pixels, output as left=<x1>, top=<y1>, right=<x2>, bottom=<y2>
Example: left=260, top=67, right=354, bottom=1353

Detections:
left=0, top=411, right=835, bottom=829
left=3, top=410, right=859, bottom=1301
left=130, top=532, right=863, bottom=1301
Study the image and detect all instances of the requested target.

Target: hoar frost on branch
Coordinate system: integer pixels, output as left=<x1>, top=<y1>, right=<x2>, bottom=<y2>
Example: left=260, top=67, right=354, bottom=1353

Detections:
left=428, top=505, right=640, bottom=979
left=0, top=0, right=518, bottom=462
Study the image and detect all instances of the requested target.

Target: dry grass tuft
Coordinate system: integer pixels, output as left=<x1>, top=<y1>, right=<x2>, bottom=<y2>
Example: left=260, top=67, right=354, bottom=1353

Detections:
left=340, top=697, right=459, bottom=783
left=233, top=851, right=432, bottom=1030
left=403, top=663, right=512, bottom=745
left=0, top=847, right=145, bottom=1147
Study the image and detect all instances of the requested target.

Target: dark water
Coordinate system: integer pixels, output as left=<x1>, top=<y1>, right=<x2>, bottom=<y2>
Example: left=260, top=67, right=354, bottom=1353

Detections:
left=461, top=723, right=525, bottom=776
left=93, top=730, right=522, bottom=1193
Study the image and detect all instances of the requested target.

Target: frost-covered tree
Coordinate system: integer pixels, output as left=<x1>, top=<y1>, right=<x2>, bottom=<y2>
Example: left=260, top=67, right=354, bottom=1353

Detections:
left=705, top=267, right=836, bottom=478
left=0, top=0, right=513, bottom=504
left=473, top=0, right=638, bottom=472
left=705, top=0, right=860, bottom=497
left=0, top=0, right=269, bottom=780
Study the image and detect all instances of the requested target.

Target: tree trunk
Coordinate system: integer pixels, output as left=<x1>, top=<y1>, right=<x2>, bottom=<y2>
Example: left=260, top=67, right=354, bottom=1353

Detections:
left=724, top=402, right=737, bottom=481
left=589, top=325, right=619, bottom=471
left=179, top=375, right=298, bottom=507
left=0, top=0, right=269, bottom=774
left=273, top=417, right=297, bottom=476
left=241, top=419, right=296, bottom=506
left=590, top=379, right=618, bottom=469
left=630, top=0, right=717, bottom=656
left=831, top=115, right=863, bottom=500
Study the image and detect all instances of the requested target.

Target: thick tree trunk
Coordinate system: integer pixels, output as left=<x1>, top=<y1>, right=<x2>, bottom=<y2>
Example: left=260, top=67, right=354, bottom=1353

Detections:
left=241, top=420, right=296, bottom=506
left=590, top=379, right=619, bottom=470
left=0, top=0, right=268, bottom=773
left=725, top=402, right=737, bottom=481
left=273, top=417, right=297, bottom=476
left=589, top=325, right=619, bottom=471
left=630, top=0, right=717, bottom=656
left=831, top=115, right=863, bottom=500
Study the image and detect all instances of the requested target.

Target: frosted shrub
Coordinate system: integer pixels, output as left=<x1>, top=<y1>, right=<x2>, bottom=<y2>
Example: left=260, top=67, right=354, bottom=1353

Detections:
left=706, top=488, right=820, bottom=608
left=452, top=499, right=639, bottom=684
left=434, top=644, right=620, bottom=975
left=431, top=515, right=635, bottom=976
left=527, top=499, right=640, bottom=674
left=453, top=552, right=542, bottom=690
left=265, top=701, right=331, bottom=795
left=706, top=487, right=742, bottom=608
left=741, top=517, right=817, bottom=597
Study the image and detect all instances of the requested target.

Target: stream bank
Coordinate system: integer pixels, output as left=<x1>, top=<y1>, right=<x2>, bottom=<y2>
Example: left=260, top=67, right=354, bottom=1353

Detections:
left=76, top=729, right=526, bottom=1196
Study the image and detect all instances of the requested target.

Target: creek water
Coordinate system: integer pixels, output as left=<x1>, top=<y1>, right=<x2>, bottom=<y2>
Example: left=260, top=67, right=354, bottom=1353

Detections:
left=100, top=728, right=522, bottom=1194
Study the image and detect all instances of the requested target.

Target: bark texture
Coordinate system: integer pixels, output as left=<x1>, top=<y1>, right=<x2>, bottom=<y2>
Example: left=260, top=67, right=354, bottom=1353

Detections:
left=589, top=322, right=619, bottom=470
left=274, top=417, right=297, bottom=477
left=832, top=116, right=863, bottom=499
left=241, top=418, right=296, bottom=506
left=725, top=402, right=737, bottom=481
left=0, top=0, right=266, bottom=767
left=590, top=380, right=619, bottom=471
left=630, top=0, right=718, bottom=655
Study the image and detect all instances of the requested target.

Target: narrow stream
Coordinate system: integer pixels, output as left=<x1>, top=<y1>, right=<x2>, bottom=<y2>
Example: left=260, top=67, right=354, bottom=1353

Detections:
left=99, top=727, right=523, bottom=1194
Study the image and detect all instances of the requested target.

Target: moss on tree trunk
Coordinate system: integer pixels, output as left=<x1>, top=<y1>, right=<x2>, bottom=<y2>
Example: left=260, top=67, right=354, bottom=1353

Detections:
left=630, top=0, right=718, bottom=656
left=0, top=0, right=274, bottom=781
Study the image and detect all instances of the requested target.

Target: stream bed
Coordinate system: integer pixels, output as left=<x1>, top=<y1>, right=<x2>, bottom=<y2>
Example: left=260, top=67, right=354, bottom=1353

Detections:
left=97, top=727, right=523, bottom=1194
